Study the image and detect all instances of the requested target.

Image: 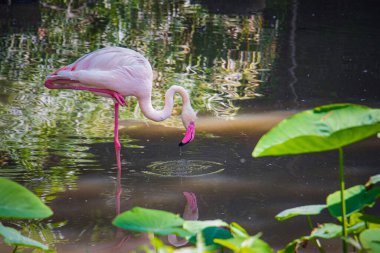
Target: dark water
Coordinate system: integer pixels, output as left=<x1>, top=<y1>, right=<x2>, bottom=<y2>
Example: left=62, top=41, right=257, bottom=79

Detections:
left=0, top=0, right=379, bottom=252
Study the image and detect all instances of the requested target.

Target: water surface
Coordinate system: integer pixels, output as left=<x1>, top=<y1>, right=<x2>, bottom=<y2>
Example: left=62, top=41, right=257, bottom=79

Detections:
left=0, top=0, right=379, bottom=252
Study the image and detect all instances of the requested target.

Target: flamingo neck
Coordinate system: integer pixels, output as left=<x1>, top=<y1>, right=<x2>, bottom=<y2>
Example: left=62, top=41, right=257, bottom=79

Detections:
left=138, top=85, right=190, bottom=122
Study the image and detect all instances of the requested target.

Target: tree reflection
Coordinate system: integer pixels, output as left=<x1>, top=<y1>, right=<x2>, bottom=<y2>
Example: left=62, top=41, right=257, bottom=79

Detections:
left=0, top=0, right=281, bottom=249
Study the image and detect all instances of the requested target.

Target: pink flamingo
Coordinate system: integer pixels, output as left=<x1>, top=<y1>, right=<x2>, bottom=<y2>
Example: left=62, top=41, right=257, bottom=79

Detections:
left=44, top=47, right=196, bottom=149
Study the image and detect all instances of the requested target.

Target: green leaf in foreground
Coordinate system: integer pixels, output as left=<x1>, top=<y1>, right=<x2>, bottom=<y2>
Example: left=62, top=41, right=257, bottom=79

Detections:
left=230, top=222, right=249, bottom=237
left=360, top=229, right=380, bottom=253
left=327, top=185, right=380, bottom=218
left=189, top=227, right=232, bottom=249
left=215, top=233, right=273, bottom=253
left=112, top=207, right=190, bottom=237
left=252, top=104, right=380, bottom=157
left=275, top=204, right=327, bottom=221
left=0, top=177, right=53, bottom=219
left=279, top=224, right=342, bottom=253
left=0, top=223, right=53, bottom=252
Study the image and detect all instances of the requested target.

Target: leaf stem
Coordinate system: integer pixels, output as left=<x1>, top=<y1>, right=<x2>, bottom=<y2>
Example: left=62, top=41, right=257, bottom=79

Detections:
left=339, top=147, right=348, bottom=253
left=12, top=246, right=18, bottom=253
left=306, top=215, right=313, bottom=229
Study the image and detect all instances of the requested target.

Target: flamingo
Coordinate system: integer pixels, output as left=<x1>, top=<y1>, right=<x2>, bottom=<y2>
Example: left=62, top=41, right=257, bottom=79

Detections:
left=44, top=47, right=196, bottom=150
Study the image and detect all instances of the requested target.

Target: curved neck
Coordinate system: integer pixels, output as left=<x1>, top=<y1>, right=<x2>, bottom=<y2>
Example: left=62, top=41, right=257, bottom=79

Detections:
left=138, top=85, right=190, bottom=122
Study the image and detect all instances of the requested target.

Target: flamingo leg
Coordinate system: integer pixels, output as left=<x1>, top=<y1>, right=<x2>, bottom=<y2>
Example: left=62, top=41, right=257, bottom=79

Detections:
left=44, top=80, right=126, bottom=106
left=45, top=79, right=125, bottom=149
left=114, top=103, right=121, bottom=150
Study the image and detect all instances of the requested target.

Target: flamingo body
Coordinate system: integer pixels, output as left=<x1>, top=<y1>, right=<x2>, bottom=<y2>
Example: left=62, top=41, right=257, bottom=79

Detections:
left=45, top=47, right=196, bottom=149
left=47, top=47, right=153, bottom=98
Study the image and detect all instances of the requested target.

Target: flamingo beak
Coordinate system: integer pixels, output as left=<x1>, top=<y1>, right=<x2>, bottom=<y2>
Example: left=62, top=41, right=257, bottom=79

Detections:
left=179, top=122, right=195, bottom=146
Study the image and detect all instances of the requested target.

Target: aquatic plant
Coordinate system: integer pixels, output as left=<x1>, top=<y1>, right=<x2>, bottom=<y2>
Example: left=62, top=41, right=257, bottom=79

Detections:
left=0, top=177, right=54, bottom=252
left=113, top=207, right=273, bottom=253
left=252, top=103, right=380, bottom=253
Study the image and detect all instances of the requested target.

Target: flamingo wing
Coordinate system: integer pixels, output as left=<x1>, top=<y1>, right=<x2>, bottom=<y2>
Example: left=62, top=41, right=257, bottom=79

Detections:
left=46, top=47, right=153, bottom=97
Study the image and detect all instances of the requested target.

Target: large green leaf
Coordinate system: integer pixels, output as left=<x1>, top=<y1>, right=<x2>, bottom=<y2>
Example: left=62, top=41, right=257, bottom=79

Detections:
left=253, top=104, right=380, bottom=157
left=360, top=229, right=380, bottom=253
left=275, top=204, right=327, bottom=221
left=112, top=207, right=190, bottom=237
left=0, top=223, right=53, bottom=252
left=327, top=185, right=380, bottom=218
left=215, top=233, right=273, bottom=253
left=0, top=177, right=53, bottom=219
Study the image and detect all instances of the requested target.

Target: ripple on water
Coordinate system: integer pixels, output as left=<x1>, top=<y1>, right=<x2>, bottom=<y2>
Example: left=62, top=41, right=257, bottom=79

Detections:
left=143, top=159, right=224, bottom=177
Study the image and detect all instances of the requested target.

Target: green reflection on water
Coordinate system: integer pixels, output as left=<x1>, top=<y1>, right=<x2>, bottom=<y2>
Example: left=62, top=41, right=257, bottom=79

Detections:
left=0, top=0, right=283, bottom=248
left=0, top=0, right=278, bottom=174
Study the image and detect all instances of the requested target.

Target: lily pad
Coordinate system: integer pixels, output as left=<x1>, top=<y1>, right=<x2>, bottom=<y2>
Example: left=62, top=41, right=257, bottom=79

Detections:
left=253, top=104, right=380, bottom=157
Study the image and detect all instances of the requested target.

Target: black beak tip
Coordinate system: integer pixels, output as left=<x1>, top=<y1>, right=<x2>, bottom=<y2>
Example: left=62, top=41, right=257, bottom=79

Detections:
left=179, top=142, right=184, bottom=147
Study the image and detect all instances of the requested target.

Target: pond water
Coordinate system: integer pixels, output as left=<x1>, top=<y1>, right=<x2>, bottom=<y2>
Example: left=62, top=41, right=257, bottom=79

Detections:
left=1, top=0, right=380, bottom=252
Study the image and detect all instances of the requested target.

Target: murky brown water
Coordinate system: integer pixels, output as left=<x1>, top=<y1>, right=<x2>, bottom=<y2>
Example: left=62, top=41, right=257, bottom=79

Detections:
left=1, top=0, right=380, bottom=252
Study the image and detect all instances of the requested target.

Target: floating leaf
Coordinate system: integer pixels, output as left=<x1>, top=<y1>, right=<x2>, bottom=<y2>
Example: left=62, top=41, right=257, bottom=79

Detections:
left=327, top=185, right=380, bottom=218
left=253, top=104, right=380, bottom=157
left=275, top=204, right=327, bottom=221
left=0, top=177, right=53, bottom=219
left=0, top=223, right=53, bottom=252
left=360, top=229, right=380, bottom=253
left=112, top=207, right=190, bottom=237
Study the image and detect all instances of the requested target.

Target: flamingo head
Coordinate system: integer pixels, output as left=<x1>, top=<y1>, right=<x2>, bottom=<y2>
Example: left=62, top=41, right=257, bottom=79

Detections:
left=179, top=105, right=197, bottom=146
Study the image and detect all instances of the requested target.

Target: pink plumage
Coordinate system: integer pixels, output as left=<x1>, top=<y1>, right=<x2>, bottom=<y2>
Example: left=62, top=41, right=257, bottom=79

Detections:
left=45, top=47, right=196, bottom=149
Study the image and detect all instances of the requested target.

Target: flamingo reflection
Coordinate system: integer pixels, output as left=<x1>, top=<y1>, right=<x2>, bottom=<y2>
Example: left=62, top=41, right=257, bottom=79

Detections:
left=111, top=149, right=199, bottom=251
